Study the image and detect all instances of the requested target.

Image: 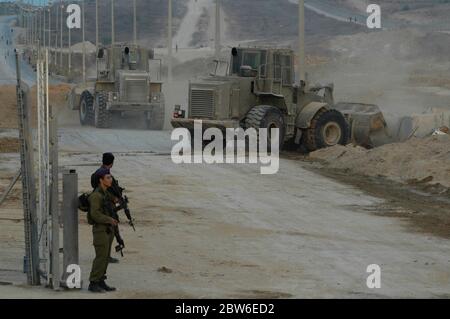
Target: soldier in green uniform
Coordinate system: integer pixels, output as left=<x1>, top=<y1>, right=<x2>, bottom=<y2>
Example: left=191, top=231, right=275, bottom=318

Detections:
left=91, top=153, right=121, bottom=264
left=88, top=168, right=119, bottom=293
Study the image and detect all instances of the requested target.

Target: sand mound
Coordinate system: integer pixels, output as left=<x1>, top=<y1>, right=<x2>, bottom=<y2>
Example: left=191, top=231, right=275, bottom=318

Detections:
left=70, top=41, right=97, bottom=53
left=310, top=135, right=450, bottom=188
left=0, top=84, right=71, bottom=129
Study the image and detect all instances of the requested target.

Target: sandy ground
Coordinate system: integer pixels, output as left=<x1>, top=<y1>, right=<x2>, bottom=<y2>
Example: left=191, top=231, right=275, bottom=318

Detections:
left=1, top=124, right=450, bottom=299
left=310, top=135, right=450, bottom=188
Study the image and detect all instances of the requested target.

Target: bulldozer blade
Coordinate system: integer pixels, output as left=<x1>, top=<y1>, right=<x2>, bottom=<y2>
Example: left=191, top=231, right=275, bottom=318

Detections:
left=334, top=102, right=387, bottom=148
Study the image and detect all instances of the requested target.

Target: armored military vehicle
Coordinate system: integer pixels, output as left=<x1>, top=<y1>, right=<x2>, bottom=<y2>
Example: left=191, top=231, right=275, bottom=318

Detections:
left=172, top=47, right=386, bottom=151
left=69, top=44, right=165, bottom=130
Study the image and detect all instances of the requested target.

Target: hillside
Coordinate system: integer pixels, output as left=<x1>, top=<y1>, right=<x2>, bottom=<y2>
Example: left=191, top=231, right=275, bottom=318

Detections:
left=51, top=0, right=188, bottom=48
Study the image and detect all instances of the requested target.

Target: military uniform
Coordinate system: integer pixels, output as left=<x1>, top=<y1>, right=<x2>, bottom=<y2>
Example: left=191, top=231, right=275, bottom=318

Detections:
left=88, top=187, right=115, bottom=283
left=91, top=166, right=123, bottom=265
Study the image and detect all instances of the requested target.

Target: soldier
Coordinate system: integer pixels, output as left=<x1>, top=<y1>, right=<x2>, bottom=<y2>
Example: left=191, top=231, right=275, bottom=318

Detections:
left=91, top=153, right=121, bottom=264
left=88, top=168, right=119, bottom=293
left=91, top=153, right=116, bottom=189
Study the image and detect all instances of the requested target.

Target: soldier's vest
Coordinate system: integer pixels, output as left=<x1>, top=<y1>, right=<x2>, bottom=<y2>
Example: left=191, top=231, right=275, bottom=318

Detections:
left=87, top=189, right=114, bottom=226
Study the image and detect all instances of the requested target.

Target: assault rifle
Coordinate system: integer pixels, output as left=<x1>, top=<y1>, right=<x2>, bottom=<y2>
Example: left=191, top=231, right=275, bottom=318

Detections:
left=109, top=179, right=136, bottom=231
left=108, top=179, right=135, bottom=256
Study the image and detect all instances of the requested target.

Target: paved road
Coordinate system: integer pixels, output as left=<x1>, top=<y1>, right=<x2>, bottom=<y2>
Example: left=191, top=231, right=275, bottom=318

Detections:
left=0, top=15, right=36, bottom=85
left=289, top=0, right=450, bottom=31
left=173, top=0, right=214, bottom=49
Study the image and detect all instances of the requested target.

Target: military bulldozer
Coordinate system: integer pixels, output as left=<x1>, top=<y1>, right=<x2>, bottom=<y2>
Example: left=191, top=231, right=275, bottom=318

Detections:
left=171, top=47, right=386, bottom=151
left=69, top=44, right=165, bottom=130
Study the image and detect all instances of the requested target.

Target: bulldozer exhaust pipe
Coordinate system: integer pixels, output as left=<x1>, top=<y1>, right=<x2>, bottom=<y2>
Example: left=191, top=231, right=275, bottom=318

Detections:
left=298, top=0, right=306, bottom=83
left=215, top=0, right=221, bottom=58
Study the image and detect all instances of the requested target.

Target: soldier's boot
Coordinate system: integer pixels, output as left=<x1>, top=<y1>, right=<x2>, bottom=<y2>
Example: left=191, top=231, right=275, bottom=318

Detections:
left=99, top=280, right=116, bottom=292
left=109, top=256, right=120, bottom=264
left=88, top=282, right=106, bottom=293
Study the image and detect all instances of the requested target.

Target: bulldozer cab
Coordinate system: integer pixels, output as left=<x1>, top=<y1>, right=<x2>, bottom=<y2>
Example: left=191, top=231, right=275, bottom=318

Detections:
left=230, top=47, right=267, bottom=76
left=230, top=47, right=294, bottom=98
left=230, top=47, right=294, bottom=85
left=96, top=44, right=154, bottom=81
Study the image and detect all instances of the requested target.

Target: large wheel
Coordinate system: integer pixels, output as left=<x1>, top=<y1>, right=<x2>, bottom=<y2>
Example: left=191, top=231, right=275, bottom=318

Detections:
left=79, top=91, right=94, bottom=126
left=302, top=108, right=350, bottom=152
left=245, top=105, right=286, bottom=149
left=94, top=92, right=112, bottom=128
left=146, top=96, right=165, bottom=130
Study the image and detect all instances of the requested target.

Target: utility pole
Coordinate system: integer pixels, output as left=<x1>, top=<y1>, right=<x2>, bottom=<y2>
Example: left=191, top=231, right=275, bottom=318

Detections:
left=40, top=8, right=43, bottom=46
left=28, top=5, right=31, bottom=46
left=24, top=11, right=28, bottom=46
left=36, top=8, right=38, bottom=46
left=95, top=0, right=99, bottom=49
left=42, top=7, right=47, bottom=48
left=215, top=0, right=221, bottom=58
left=27, top=11, right=30, bottom=46
left=30, top=9, right=32, bottom=46
left=167, top=0, right=172, bottom=82
left=48, top=7, right=51, bottom=49
left=60, top=2, right=63, bottom=71
left=133, top=0, right=137, bottom=45
left=111, top=0, right=115, bottom=69
left=82, top=0, right=86, bottom=84
left=68, top=16, right=71, bottom=77
left=34, top=8, right=37, bottom=46
left=38, top=9, right=40, bottom=46
left=55, top=2, right=58, bottom=65
left=298, top=0, right=306, bottom=83
left=32, top=10, right=35, bottom=46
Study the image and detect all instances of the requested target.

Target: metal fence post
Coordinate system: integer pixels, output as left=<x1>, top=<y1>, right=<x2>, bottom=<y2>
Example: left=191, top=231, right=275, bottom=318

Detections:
left=61, top=170, right=79, bottom=287
left=49, top=108, right=60, bottom=290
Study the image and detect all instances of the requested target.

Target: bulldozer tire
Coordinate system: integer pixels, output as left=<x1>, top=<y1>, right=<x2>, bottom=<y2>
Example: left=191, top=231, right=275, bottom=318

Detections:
left=302, top=109, right=350, bottom=152
left=79, top=91, right=94, bottom=126
left=245, top=105, right=285, bottom=149
left=94, top=92, right=112, bottom=129
left=146, top=97, right=165, bottom=130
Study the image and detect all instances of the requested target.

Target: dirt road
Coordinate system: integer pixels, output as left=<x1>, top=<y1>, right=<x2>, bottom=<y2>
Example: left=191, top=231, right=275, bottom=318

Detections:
left=1, top=123, right=450, bottom=298
left=0, top=16, right=35, bottom=85
left=173, top=0, right=214, bottom=49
